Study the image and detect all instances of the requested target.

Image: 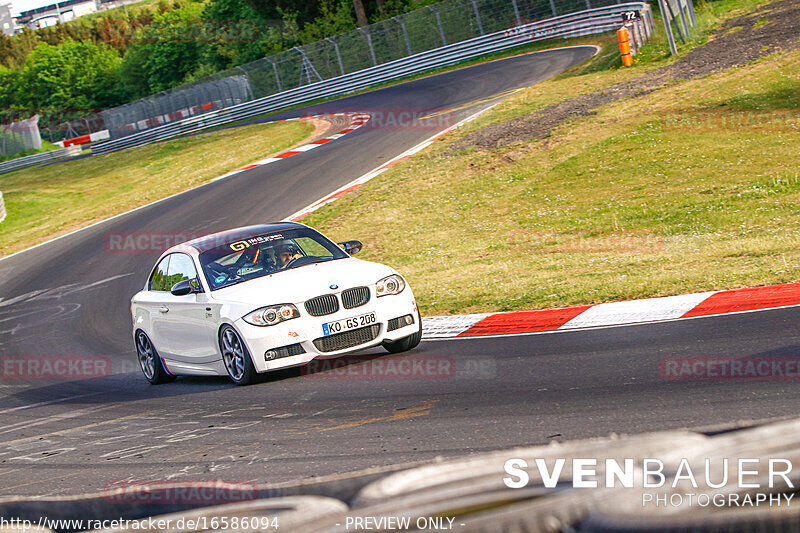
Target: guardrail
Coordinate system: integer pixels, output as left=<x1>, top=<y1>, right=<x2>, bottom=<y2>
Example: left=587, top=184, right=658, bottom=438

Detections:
left=92, top=3, right=652, bottom=156
left=0, top=145, right=83, bottom=175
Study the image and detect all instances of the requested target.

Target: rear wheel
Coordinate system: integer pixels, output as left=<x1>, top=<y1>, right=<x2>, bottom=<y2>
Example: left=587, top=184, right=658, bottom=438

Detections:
left=135, top=330, right=175, bottom=384
left=382, top=311, right=422, bottom=354
left=220, top=325, right=258, bottom=385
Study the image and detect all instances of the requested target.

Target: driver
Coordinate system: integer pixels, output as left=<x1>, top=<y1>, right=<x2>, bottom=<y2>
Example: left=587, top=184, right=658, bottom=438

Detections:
left=275, top=242, right=302, bottom=269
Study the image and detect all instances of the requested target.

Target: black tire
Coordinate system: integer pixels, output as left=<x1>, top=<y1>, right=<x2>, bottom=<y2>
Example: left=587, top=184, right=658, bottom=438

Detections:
left=219, top=325, right=258, bottom=385
left=135, top=330, right=176, bottom=384
left=382, top=311, right=422, bottom=354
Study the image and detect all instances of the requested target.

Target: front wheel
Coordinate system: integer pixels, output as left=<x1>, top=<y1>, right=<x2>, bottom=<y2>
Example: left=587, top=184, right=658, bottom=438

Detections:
left=382, top=312, right=422, bottom=354
left=219, top=325, right=258, bottom=385
left=135, top=330, right=175, bottom=384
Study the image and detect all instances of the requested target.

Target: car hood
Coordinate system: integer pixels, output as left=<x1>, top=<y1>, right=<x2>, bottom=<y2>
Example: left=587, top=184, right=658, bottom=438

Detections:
left=210, top=257, right=396, bottom=305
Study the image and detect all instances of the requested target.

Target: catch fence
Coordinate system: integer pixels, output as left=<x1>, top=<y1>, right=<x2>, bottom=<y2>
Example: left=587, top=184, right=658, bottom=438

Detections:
left=0, top=115, right=41, bottom=157
left=102, top=0, right=643, bottom=140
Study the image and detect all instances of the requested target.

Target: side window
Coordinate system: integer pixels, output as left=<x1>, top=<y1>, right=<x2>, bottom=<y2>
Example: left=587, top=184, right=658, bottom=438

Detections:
left=165, top=253, right=199, bottom=292
left=149, top=256, right=170, bottom=292
left=296, top=237, right=332, bottom=258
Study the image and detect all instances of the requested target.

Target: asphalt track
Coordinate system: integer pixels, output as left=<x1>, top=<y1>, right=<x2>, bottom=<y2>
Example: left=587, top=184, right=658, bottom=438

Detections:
left=1, top=45, right=800, bottom=498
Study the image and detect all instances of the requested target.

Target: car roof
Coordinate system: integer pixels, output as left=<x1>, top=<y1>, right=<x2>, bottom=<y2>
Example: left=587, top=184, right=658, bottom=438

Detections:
left=178, top=222, right=307, bottom=254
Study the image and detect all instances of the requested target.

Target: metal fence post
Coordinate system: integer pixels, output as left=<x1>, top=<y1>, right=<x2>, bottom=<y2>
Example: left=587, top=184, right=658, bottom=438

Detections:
left=268, top=60, right=283, bottom=92
left=685, top=0, right=696, bottom=26
left=65, top=122, right=79, bottom=138
left=427, top=6, right=447, bottom=45
left=358, top=27, right=378, bottom=65
left=325, top=38, right=346, bottom=76
left=657, top=0, right=678, bottom=55
left=548, top=0, right=557, bottom=18
left=470, top=0, right=484, bottom=36
left=510, top=0, right=523, bottom=24
left=235, top=66, right=254, bottom=101
left=665, top=0, right=685, bottom=43
left=675, top=0, right=690, bottom=36
left=586, top=0, right=592, bottom=9
left=393, top=16, right=413, bottom=55
left=295, top=47, right=322, bottom=85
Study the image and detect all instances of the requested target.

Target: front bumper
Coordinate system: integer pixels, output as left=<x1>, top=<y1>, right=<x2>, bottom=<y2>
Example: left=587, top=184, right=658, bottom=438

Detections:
left=234, top=288, right=419, bottom=373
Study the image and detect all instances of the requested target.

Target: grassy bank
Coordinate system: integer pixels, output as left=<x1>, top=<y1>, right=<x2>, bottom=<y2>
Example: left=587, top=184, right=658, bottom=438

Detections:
left=0, top=120, right=314, bottom=257
left=304, top=36, right=800, bottom=314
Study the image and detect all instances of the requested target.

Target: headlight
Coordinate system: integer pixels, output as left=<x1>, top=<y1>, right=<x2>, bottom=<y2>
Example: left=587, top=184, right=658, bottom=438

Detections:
left=243, top=304, right=299, bottom=326
left=376, top=274, right=406, bottom=297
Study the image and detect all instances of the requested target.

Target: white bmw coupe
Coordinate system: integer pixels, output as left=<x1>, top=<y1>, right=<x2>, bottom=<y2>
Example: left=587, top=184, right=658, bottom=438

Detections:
left=131, top=222, right=421, bottom=385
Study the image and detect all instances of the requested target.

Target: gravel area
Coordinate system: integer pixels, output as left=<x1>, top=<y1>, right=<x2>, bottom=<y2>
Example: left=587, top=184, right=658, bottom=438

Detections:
left=455, top=0, right=800, bottom=150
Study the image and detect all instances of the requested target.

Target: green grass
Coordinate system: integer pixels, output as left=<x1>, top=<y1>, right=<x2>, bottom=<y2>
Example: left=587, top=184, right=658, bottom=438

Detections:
left=302, top=5, right=800, bottom=316
left=0, top=120, right=314, bottom=256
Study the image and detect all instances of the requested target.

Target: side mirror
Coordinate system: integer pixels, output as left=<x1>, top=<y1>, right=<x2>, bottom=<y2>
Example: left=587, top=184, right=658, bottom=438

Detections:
left=171, top=278, right=201, bottom=296
left=338, top=240, right=363, bottom=256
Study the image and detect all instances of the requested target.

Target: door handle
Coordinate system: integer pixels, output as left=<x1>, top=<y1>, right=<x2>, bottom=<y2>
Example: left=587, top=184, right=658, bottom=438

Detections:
left=159, top=306, right=169, bottom=314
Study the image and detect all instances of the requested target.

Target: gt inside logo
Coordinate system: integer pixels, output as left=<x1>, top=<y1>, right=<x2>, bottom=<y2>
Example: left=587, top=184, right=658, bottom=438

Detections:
left=229, top=234, right=284, bottom=251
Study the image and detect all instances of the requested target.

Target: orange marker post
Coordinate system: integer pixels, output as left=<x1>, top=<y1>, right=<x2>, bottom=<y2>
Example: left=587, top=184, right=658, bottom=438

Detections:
left=618, top=27, right=633, bottom=67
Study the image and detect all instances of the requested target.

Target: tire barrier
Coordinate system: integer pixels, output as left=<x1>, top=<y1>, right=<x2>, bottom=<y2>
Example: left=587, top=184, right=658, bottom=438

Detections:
left=583, top=418, right=800, bottom=532
left=6, top=419, right=799, bottom=532
left=294, top=431, right=711, bottom=532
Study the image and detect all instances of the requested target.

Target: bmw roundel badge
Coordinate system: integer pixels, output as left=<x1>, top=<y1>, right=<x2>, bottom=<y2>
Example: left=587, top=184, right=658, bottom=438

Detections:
left=330, top=284, right=339, bottom=290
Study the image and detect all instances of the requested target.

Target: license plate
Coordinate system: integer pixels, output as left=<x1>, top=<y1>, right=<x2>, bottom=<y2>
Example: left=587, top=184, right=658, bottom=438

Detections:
left=322, top=312, right=376, bottom=336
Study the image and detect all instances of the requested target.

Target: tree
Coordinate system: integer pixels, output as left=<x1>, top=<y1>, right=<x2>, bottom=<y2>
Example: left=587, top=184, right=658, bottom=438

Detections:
left=117, top=42, right=152, bottom=101
left=0, top=68, right=20, bottom=110
left=298, top=0, right=356, bottom=44
left=117, top=4, right=203, bottom=94
left=353, top=0, right=368, bottom=26
left=16, top=39, right=123, bottom=110
left=1, top=28, right=41, bottom=70
left=199, top=0, right=276, bottom=70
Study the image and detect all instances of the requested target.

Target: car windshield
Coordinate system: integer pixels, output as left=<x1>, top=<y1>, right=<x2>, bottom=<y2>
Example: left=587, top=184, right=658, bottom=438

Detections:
left=198, top=228, right=348, bottom=290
